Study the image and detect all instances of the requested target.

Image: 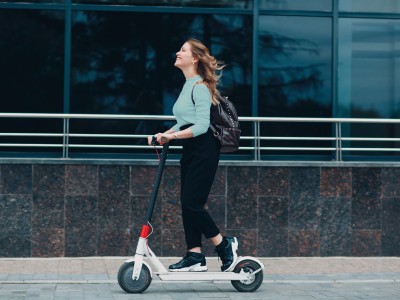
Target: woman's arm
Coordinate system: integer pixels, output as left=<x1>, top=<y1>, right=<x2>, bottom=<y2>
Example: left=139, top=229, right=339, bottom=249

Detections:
left=147, top=127, right=194, bottom=145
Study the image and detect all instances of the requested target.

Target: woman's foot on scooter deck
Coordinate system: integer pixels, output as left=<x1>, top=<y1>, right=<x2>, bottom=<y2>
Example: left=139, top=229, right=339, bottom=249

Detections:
left=215, top=236, right=239, bottom=272
left=169, top=252, right=208, bottom=272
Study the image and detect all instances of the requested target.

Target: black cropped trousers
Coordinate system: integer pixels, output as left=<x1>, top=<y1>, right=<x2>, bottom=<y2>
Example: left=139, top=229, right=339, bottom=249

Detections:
left=179, top=126, right=220, bottom=250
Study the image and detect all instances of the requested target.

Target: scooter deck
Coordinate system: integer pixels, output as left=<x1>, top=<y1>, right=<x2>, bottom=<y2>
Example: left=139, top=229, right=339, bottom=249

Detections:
left=155, top=271, right=253, bottom=281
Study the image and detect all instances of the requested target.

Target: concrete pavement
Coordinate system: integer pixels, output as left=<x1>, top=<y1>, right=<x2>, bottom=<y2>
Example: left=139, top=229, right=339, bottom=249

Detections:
left=0, top=256, right=399, bottom=299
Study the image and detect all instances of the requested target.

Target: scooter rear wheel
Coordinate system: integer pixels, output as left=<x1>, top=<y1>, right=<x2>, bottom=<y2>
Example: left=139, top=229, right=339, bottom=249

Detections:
left=231, top=259, right=263, bottom=292
left=117, top=262, right=152, bottom=293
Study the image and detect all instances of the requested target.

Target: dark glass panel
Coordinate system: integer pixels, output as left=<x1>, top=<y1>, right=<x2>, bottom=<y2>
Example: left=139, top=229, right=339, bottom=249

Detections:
left=338, top=18, right=400, bottom=158
left=258, top=16, right=332, bottom=158
left=339, top=0, right=400, bottom=13
left=0, top=9, right=64, bottom=113
left=259, top=16, right=332, bottom=117
left=0, top=0, right=64, bottom=3
left=260, top=0, right=332, bottom=11
left=73, top=0, right=252, bottom=8
left=70, top=11, right=252, bottom=155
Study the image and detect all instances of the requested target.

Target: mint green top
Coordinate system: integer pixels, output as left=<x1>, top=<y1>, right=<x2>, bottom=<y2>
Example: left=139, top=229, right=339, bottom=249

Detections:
left=172, top=74, right=211, bottom=137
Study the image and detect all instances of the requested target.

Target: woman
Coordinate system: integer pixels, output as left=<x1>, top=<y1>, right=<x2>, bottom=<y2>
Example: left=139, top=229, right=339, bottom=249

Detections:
left=148, top=38, right=239, bottom=272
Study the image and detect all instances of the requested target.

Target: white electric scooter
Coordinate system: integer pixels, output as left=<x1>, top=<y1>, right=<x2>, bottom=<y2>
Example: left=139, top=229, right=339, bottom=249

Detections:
left=117, top=139, right=264, bottom=293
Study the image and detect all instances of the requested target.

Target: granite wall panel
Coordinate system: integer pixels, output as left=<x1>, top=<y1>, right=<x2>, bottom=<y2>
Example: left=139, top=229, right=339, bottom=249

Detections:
left=98, top=166, right=130, bottom=233
left=382, top=168, right=400, bottom=198
left=1, top=163, right=399, bottom=257
left=320, top=197, right=352, bottom=256
left=65, top=165, right=98, bottom=196
left=382, top=198, right=400, bottom=256
left=258, top=167, right=289, bottom=197
left=0, top=194, right=32, bottom=257
left=257, top=196, right=289, bottom=257
left=1, top=164, right=32, bottom=194
left=32, top=165, right=65, bottom=197
left=227, top=167, right=258, bottom=230
left=31, top=228, right=65, bottom=257
left=0, top=165, right=2, bottom=193
left=320, top=167, right=352, bottom=197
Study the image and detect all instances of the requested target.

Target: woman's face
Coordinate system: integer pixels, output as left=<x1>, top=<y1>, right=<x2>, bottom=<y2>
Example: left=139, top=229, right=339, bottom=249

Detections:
left=174, top=42, right=194, bottom=69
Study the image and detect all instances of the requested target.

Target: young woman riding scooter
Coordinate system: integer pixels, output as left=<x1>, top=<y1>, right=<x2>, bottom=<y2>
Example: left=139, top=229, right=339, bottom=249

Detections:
left=148, top=38, right=239, bottom=272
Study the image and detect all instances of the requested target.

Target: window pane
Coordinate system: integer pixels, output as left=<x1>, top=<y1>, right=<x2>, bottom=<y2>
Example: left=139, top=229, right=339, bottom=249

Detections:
left=0, top=9, right=64, bottom=113
left=338, top=18, right=400, bottom=157
left=339, top=0, right=400, bottom=13
left=70, top=10, right=252, bottom=154
left=260, top=0, right=332, bottom=11
left=258, top=16, right=332, bottom=158
left=73, top=0, right=252, bottom=8
left=1, top=0, right=64, bottom=3
left=259, top=16, right=332, bottom=117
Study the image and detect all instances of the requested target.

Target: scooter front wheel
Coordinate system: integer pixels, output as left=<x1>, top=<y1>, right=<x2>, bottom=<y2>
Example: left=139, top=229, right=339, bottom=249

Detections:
left=117, top=261, right=152, bottom=293
left=231, top=259, right=263, bottom=292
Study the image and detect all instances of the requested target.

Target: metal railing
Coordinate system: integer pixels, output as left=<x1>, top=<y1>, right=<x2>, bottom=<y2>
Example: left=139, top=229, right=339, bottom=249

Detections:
left=1, top=113, right=400, bottom=161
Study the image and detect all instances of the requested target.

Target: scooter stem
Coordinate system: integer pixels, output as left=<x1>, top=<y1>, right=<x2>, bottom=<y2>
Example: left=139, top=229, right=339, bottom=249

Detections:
left=144, top=142, right=169, bottom=223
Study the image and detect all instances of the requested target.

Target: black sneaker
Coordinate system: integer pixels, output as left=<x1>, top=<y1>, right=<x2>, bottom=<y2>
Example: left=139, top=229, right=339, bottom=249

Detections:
left=215, top=236, right=239, bottom=272
left=169, top=252, right=208, bottom=272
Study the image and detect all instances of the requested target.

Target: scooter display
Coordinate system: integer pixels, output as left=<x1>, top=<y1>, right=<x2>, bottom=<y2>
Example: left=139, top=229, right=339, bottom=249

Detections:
left=117, top=137, right=264, bottom=293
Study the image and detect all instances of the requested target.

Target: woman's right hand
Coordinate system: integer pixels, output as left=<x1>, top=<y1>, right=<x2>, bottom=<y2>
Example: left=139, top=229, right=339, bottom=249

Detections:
left=147, top=135, right=156, bottom=146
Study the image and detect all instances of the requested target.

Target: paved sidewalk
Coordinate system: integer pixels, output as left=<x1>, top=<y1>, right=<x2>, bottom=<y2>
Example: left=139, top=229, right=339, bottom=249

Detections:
left=0, top=257, right=399, bottom=299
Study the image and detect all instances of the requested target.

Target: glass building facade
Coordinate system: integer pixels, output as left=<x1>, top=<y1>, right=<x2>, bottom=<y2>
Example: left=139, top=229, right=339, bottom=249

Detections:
left=0, top=0, right=399, bottom=159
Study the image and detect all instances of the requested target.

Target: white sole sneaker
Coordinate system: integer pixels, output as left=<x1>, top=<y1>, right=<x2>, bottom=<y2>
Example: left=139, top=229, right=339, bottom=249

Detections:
left=169, top=263, right=208, bottom=272
left=224, top=237, right=239, bottom=272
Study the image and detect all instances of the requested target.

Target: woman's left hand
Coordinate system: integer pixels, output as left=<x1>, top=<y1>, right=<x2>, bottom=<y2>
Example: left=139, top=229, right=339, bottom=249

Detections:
left=156, top=133, right=173, bottom=145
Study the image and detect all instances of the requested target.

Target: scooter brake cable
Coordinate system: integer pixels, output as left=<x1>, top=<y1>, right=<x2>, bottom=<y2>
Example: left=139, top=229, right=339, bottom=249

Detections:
left=152, top=145, right=161, bottom=161
left=151, top=135, right=161, bottom=161
left=146, top=221, right=154, bottom=238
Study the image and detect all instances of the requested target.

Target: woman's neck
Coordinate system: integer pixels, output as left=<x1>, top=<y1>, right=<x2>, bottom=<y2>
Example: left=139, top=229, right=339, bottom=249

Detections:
left=181, top=67, right=198, bottom=80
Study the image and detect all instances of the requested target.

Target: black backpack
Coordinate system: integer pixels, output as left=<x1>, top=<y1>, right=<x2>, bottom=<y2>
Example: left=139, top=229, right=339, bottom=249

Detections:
left=191, top=86, right=241, bottom=153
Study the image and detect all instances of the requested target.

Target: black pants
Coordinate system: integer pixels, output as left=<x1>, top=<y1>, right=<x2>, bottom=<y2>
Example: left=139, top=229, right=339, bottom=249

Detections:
left=180, top=126, right=220, bottom=250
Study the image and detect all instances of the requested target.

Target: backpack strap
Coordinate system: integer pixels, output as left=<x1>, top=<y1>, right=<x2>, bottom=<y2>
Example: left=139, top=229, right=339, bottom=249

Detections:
left=191, top=81, right=202, bottom=105
left=190, top=83, right=219, bottom=137
left=191, top=85, right=195, bottom=105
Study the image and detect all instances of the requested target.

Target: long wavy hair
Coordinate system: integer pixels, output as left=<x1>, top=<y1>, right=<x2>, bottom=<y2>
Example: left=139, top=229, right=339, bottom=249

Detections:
left=186, top=38, right=226, bottom=105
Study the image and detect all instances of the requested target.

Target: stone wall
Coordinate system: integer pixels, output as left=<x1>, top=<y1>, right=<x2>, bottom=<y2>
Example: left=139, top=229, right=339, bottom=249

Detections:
left=0, top=163, right=399, bottom=257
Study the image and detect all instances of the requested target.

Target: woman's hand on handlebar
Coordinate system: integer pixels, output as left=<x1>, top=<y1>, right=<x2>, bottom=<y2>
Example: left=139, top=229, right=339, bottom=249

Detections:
left=147, top=133, right=173, bottom=146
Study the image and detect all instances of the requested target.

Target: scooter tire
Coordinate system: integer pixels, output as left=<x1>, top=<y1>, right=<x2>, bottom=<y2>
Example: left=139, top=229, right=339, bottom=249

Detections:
left=117, top=261, right=152, bottom=293
left=231, top=259, right=263, bottom=292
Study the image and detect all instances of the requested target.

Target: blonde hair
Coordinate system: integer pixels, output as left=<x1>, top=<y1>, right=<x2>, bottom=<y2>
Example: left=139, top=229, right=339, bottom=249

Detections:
left=186, top=38, right=226, bottom=105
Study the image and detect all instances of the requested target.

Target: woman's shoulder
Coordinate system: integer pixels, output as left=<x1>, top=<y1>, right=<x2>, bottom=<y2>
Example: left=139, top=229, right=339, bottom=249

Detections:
left=193, top=82, right=210, bottom=95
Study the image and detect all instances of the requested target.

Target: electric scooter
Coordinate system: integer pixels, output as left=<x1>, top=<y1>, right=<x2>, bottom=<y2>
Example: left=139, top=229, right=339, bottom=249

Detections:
left=117, top=138, right=264, bottom=293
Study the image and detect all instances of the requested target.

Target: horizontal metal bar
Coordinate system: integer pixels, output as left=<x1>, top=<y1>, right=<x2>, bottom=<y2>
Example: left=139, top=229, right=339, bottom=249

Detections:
left=342, top=148, right=400, bottom=152
left=341, top=138, right=400, bottom=142
left=0, top=144, right=62, bottom=148
left=69, top=134, right=144, bottom=138
left=0, top=133, right=63, bottom=137
left=1, top=113, right=400, bottom=161
left=261, top=137, right=336, bottom=141
left=1, top=113, right=400, bottom=124
left=0, top=113, right=176, bottom=120
left=7, top=134, right=396, bottom=142
left=260, top=147, right=337, bottom=151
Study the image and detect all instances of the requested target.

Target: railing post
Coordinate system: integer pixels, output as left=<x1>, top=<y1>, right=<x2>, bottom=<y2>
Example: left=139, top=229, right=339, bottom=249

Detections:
left=254, top=121, right=260, bottom=161
left=62, top=118, right=70, bottom=158
left=335, top=121, right=343, bottom=162
left=338, top=122, right=342, bottom=161
left=335, top=122, right=339, bottom=161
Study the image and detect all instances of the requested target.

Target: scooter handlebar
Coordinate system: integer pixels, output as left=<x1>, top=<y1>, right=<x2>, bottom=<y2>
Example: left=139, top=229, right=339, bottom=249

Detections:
left=151, top=135, right=169, bottom=145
